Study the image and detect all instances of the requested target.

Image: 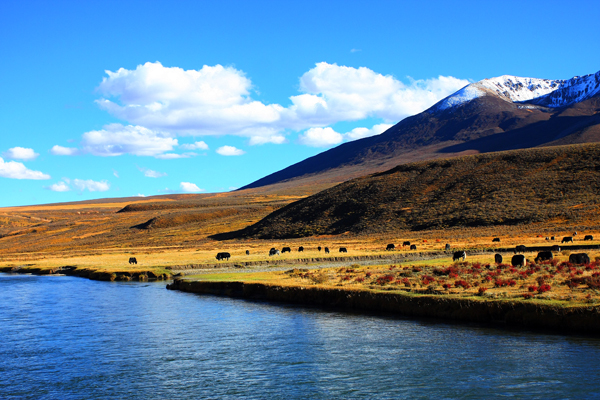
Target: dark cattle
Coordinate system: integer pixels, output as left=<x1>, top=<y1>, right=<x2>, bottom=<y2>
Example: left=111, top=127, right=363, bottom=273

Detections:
left=245, top=250, right=250, bottom=255
left=318, top=246, right=322, bottom=251
left=445, top=243, right=451, bottom=250
left=569, top=253, right=590, bottom=265
left=339, top=247, right=347, bottom=253
left=561, top=236, right=573, bottom=243
left=324, top=247, right=330, bottom=254
left=298, top=246, right=304, bottom=252
left=410, top=244, right=417, bottom=250
left=216, top=252, right=230, bottom=261
left=584, top=235, right=594, bottom=241
left=492, top=238, right=500, bottom=243
left=452, top=251, right=466, bottom=262
left=282, top=247, right=291, bottom=253
left=386, top=244, right=395, bottom=251
left=535, top=251, right=553, bottom=263
left=551, top=245, right=561, bottom=252
left=402, top=241, right=411, bottom=247
left=545, top=237, right=549, bottom=241
left=515, top=245, right=527, bottom=253
left=551, top=236, right=555, bottom=241
left=494, top=254, right=503, bottom=264
left=511, top=254, right=526, bottom=267
left=128, top=257, right=137, bottom=265
left=269, top=248, right=279, bottom=256
left=573, top=231, right=578, bottom=236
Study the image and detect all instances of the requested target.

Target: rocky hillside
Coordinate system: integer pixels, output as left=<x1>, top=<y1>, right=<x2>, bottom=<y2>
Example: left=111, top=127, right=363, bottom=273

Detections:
left=224, top=143, right=600, bottom=239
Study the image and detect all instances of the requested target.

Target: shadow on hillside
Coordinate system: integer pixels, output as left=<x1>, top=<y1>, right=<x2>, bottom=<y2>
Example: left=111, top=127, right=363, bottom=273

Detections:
left=210, top=229, right=248, bottom=241
left=438, top=115, right=600, bottom=154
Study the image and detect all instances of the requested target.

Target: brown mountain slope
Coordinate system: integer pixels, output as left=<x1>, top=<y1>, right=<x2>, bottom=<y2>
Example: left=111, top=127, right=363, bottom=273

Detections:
left=241, top=93, right=600, bottom=191
left=221, top=143, right=600, bottom=239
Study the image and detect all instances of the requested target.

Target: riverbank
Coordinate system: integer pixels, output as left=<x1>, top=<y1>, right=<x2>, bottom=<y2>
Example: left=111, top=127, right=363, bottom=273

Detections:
left=0, top=265, right=171, bottom=281
left=167, top=278, right=600, bottom=334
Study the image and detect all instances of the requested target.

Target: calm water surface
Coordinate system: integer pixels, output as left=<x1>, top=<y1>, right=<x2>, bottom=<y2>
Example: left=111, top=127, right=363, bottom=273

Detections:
left=1, top=274, right=600, bottom=399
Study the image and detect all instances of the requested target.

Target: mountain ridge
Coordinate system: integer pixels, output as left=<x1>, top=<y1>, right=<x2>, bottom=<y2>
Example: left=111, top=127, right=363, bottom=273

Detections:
left=241, top=69, right=600, bottom=191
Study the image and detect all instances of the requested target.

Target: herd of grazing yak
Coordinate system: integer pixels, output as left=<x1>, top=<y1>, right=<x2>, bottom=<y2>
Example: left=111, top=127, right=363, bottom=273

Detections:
left=125, top=232, right=595, bottom=267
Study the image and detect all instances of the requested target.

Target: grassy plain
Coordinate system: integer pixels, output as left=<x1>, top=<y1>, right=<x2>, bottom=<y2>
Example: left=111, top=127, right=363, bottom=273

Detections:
left=187, top=249, right=600, bottom=306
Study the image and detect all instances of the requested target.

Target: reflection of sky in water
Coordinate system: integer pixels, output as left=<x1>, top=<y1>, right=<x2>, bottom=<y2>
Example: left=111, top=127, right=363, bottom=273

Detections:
left=1, top=274, right=600, bottom=399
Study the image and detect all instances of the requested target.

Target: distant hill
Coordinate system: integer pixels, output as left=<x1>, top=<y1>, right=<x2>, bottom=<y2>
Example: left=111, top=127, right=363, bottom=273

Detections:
left=222, top=143, right=600, bottom=239
left=241, top=70, right=600, bottom=190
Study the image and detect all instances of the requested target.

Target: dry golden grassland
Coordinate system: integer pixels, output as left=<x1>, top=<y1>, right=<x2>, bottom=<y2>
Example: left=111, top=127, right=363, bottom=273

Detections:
left=188, top=250, right=600, bottom=307
left=2, top=183, right=600, bottom=298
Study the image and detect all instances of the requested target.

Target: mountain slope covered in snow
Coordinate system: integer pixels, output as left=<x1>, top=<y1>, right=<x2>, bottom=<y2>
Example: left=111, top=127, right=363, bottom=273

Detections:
left=436, top=70, right=600, bottom=111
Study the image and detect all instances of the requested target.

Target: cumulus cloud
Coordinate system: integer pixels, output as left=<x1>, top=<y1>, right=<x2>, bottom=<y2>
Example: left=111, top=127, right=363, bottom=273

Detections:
left=298, top=123, right=394, bottom=147
left=47, top=181, right=71, bottom=192
left=3, top=147, right=39, bottom=160
left=138, top=166, right=167, bottom=178
left=180, top=182, right=203, bottom=192
left=216, top=145, right=245, bottom=156
left=179, top=141, right=209, bottom=150
left=291, top=63, right=470, bottom=124
left=81, top=123, right=177, bottom=157
left=72, top=179, right=110, bottom=192
left=94, top=61, right=468, bottom=147
left=298, top=127, right=344, bottom=147
left=0, top=157, right=50, bottom=180
left=50, top=145, right=79, bottom=156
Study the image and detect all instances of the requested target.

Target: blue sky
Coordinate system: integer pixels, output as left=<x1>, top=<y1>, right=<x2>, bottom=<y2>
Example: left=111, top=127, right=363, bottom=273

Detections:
left=1, top=0, right=599, bottom=207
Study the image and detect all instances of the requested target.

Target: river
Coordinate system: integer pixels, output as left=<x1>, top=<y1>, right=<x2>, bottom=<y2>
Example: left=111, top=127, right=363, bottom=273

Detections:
left=1, top=274, right=600, bottom=399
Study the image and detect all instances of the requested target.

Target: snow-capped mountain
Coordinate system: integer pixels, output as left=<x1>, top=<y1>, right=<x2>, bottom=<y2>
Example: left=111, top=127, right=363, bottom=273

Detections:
left=436, top=70, right=600, bottom=110
left=242, top=69, right=600, bottom=191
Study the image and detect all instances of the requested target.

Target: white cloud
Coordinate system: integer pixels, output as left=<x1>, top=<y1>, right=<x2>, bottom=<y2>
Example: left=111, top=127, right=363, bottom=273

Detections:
left=136, top=193, right=146, bottom=197
left=113, top=169, right=119, bottom=178
left=50, top=145, right=79, bottom=156
left=93, top=61, right=468, bottom=147
left=298, top=127, right=344, bottom=147
left=345, top=123, right=393, bottom=140
left=138, top=166, right=167, bottom=178
left=216, top=145, right=245, bottom=156
left=179, top=141, right=208, bottom=150
left=81, top=123, right=177, bottom=157
left=3, top=147, right=39, bottom=161
left=47, top=181, right=71, bottom=192
left=72, top=179, right=110, bottom=192
left=154, top=152, right=196, bottom=159
left=298, top=123, right=394, bottom=147
left=0, top=157, right=50, bottom=180
left=248, top=134, right=286, bottom=145
left=180, top=182, right=203, bottom=192
left=291, top=63, right=470, bottom=124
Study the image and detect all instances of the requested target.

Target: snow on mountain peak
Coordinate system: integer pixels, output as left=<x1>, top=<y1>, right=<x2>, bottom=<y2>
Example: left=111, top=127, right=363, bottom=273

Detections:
left=478, top=75, right=561, bottom=102
left=435, top=70, right=600, bottom=111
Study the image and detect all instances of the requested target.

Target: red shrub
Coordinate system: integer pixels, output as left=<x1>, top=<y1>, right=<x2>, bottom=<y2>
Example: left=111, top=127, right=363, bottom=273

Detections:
left=376, top=275, right=395, bottom=285
left=455, top=280, right=471, bottom=289
left=538, top=284, right=551, bottom=294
